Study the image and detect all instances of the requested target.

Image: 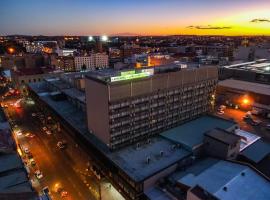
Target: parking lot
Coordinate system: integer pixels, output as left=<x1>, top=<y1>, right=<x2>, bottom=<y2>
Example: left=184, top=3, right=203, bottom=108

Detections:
left=215, top=106, right=270, bottom=141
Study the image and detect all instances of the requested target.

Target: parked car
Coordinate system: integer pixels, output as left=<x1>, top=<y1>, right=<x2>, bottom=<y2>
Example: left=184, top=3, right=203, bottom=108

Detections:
left=217, top=110, right=224, bottom=115
left=24, top=147, right=30, bottom=154
left=35, top=170, right=43, bottom=179
left=30, top=159, right=36, bottom=166
left=25, top=132, right=35, bottom=138
left=42, top=186, right=50, bottom=195
left=46, top=130, right=52, bottom=135
left=31, top=113, right=37, bottom=117
left=42, top=127, right=47, bottom=131
left=57, top=141, right=67, bottom=149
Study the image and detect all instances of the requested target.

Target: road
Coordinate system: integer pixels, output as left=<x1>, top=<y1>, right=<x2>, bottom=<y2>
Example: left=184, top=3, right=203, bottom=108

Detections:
left=3, top=96, right=99, bottom=200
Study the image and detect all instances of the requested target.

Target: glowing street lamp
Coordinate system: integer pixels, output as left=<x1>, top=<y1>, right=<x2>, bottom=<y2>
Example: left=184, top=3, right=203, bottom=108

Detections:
left=101, top=35, right=108, bottom=42
left=8, top=47, right=15, bottom=54
left=88, top=36, right=94, bottom=42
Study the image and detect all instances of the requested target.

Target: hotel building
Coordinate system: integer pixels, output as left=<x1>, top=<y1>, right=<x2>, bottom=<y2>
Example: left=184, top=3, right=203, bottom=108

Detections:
left=86, top=66, right=218, bottom=150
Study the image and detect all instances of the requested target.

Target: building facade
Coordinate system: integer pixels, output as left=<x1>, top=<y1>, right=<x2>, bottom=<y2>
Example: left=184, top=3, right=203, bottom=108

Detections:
left=74, top=53, right=109, bottom=71
left=86, top=66, right=218, bottom=150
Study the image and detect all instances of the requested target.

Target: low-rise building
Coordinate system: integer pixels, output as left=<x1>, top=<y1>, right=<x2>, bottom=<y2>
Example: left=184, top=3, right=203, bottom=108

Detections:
left=74, top=53, right=109, bottom=71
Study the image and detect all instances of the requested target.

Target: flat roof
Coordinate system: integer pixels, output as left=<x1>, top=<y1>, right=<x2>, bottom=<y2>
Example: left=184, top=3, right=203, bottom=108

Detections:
left=174, top=158, right=270, bottom=200
left=29, top=81, right=191, bottom=182
left=241, top=139, right=270, bottom=163
left=205, top=128, right=240, bottom=145
left=218, top=79, right=270, bottom=96
left=145, top=187, right=172, bottom=200
left=235, top=129, right=261, bottom=151
left=110, top=136, right=191, bottom=181
left=160, top=116, right=235, bottom=150
left=0, top=153, right=34, bottom=193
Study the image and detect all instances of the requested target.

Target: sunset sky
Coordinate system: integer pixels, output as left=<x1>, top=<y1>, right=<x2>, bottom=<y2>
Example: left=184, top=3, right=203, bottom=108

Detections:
left=0, top=0, right=270, bottom=36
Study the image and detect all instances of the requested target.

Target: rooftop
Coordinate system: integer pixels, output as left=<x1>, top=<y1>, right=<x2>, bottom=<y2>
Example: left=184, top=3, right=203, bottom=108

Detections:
left=160, top=116, right=236, bottom=151
left=0, top=153, right=34, bottom=194
left=218, top=79, right=270, bottom=96
left=173, top=158, right=270, bottom=200
left=235, top=129, right=261, bottom=151
left=241, top=139, right=270, bottom=163
left=205, top=128, right=240, bottom=145
left=29, top=81, right=191, bottom=182
left=110, top=136, right=191, bottom=181
left=223, top=59, right=270, bottom=74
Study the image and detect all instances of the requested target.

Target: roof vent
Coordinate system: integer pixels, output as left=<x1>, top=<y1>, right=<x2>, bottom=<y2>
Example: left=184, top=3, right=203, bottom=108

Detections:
left=223, top=186, right=227, bottom=191
left=171, top=144, right=176, bottom=150
left=146, top=156, right=151, bottom=164
left=160, top=151, right=164, bottom=157
left=241, top=172, right=245, bottom=176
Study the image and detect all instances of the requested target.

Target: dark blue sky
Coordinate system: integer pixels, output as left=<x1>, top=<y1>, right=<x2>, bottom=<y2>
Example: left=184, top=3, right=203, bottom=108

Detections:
left=1, top=0, right=269, bottom=35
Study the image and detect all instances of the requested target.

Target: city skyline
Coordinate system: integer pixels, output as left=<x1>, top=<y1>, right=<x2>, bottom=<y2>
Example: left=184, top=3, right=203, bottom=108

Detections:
left=1, top=0, right=270, bottom=36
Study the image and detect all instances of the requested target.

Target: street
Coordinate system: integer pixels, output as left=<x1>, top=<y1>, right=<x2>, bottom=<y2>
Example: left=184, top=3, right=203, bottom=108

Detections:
left=3, top=96, right=99, bottom=200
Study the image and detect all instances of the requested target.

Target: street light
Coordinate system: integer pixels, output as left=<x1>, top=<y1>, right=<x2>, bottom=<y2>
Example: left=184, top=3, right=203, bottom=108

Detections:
left=8, top=47, right=15, bottom=54
left=101, top=35, right=108, bottom=42
left=88, top=36, right=94, bottom=42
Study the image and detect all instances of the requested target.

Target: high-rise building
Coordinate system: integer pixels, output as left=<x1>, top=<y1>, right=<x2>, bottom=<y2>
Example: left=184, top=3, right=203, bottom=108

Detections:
left=74, top=53, right=109, bottom=71
left=85, top=66, right=218, bottom=150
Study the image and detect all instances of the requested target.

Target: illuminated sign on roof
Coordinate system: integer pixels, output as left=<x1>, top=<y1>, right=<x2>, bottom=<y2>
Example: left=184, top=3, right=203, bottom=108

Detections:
left=110, top=69, right=154, bottom=82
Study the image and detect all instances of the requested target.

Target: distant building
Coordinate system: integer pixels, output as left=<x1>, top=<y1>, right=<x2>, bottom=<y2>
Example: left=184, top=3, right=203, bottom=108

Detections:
left=56, top=48, right=77, bottom=57
left=50, top=54, right=75, bottom=72
left=85, top=66, right=218, bottom=150
left=11, top=68, right=61, bottom=93
left=74, top=53, right=109, bottom=71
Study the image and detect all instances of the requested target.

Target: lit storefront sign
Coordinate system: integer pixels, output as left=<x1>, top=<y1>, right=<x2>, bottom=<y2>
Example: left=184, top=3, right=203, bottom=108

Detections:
left=110, top=69, right=154, bottom=82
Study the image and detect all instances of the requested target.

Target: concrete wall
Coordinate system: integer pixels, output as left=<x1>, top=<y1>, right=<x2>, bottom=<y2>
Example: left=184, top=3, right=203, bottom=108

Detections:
left=85, top=78, right=110, bottom=146
left=204, top=136, right=229, bottom=159
left=143, top=164, right=177, bottom=191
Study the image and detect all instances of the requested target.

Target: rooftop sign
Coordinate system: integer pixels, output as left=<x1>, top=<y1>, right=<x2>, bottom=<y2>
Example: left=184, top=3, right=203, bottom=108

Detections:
left=110, top=69, right=154, bottom=82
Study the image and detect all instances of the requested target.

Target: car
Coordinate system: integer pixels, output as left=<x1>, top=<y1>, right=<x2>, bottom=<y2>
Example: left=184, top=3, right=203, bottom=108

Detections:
left=266, top=124, right=270, bottom=130
left=24, top=147, right=30, bottom=154
left=35, top=170, right=43, bottom=179
left=42, top=127, right=47, bottom=131
left=57, top=141, right=67, bottom=149
left=16, top=130, right=22, bottom=136
left=46, top=130, right=52, bottom=135
left=25, top=132, right=35, bottom=138
left=31, top=113, right=37, bottom=117
left=42, top=186, right=50, bottom=195
left=217, top=110, right=224, bottom=115
left=30, top=159, right=36, bottom=166
left=243, top=114, right=252, bottom=120
left=61, top=190, right=68, bottom=198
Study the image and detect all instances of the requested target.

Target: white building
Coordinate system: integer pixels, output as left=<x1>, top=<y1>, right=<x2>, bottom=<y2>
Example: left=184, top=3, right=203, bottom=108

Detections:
left=74, top=53, right=109, bottom=71
left=57, top=48, right=77, bottom=57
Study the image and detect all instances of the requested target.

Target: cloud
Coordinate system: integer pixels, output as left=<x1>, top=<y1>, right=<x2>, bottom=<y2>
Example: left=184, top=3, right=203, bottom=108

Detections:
left=250, top=18, right=270, bottom=23
left=187, top=25, right=232, bottom=30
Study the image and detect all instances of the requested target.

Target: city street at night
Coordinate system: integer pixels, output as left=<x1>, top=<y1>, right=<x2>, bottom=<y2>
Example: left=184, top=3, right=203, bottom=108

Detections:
left=3, top=96, right=98, bottom=200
